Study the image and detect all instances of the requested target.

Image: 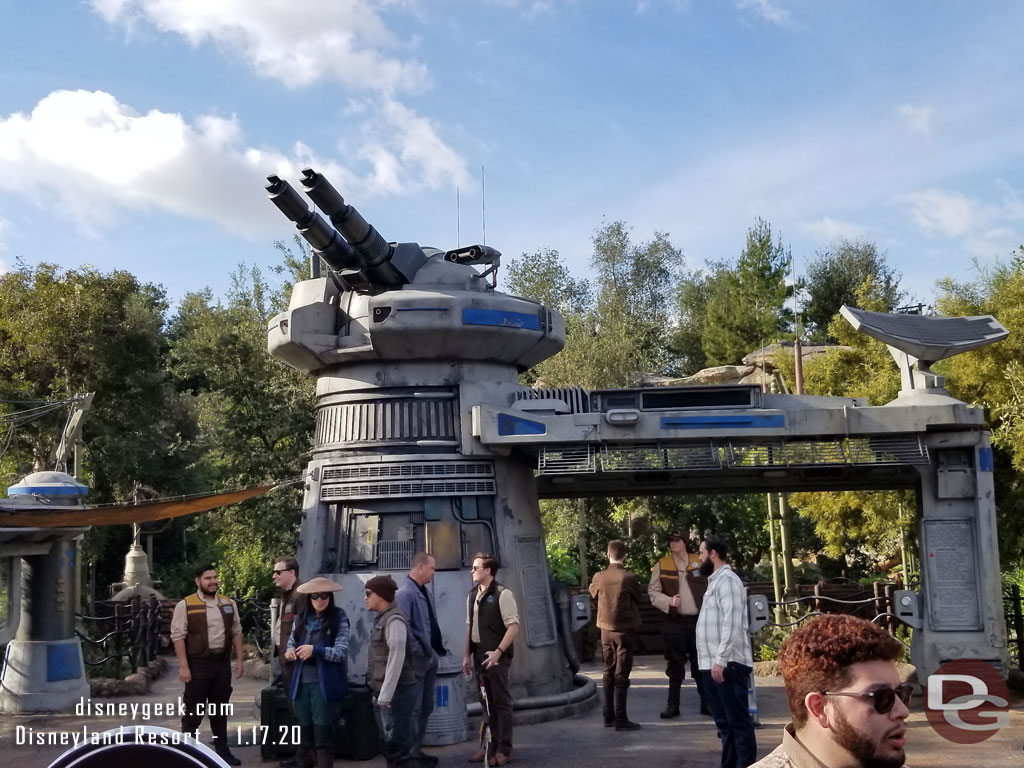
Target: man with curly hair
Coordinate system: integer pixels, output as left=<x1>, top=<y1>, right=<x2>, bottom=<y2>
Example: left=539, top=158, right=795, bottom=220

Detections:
left=751, top=614, right=911, bottom=768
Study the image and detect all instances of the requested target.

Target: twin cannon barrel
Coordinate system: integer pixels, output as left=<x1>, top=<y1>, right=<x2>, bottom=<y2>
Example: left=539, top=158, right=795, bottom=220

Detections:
left=266, top=168, right=409, bottom=292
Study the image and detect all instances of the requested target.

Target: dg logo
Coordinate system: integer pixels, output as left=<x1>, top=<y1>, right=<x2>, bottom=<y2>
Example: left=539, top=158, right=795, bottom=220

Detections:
left=925, top=658, right=1010, bottom=744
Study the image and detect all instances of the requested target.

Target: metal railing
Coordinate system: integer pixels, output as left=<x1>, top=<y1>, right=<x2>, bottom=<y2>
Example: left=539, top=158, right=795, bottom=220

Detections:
left=232, top=592, right=272, bottom=661
left=76, top=595, right=162, bottom=679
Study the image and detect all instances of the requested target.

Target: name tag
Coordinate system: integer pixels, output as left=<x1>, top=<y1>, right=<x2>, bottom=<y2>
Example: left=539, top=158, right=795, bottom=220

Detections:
left=222, top=605, right=234, bottom=614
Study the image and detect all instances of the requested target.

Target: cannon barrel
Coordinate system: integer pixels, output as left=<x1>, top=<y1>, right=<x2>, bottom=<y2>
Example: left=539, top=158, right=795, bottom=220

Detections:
left=266, top=175, right=362, bottom=277
left=300, top=168, right=405, bottom=287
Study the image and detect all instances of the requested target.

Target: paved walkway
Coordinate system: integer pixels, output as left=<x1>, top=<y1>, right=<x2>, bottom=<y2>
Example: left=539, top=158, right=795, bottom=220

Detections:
left=2, top=658, right=1021, bottom=767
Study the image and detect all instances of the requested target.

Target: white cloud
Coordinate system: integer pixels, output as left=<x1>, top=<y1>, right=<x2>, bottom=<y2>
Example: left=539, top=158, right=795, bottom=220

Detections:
left=897, top=103, right=934, bottom=136
left=89, top=0, right=430, bottom=94
left=900, top=188, right=979, bottom=237
left=737, top=0, right=792, bottom=27
left=0, top=89, right=470, bottom=239
left=801, top=216, right=870, bottom=242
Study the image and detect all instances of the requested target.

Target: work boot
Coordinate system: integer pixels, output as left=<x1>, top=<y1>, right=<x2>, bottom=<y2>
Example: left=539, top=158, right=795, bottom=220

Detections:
left=212, top=737, right=242, bottom=766
left=316, top=746, right=334, bottom=768
left=613, top=686, right=641, bottom=731
left=660, top=678, right=681, bottom=719
left=602, top=680, right=615, bottom=726
left=290, top=746, right=315, bottom=768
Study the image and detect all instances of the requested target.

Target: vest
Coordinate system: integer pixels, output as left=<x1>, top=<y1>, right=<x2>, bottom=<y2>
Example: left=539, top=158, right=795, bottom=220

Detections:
left=184, top=592, right=235, bottom=658
left=468, top=581, right=514, bottom=659
left=278, top=583, right=301, bottom=654
left=658, top=554, right=706, bottom=626
left=367, top=604, right=416, bottom=692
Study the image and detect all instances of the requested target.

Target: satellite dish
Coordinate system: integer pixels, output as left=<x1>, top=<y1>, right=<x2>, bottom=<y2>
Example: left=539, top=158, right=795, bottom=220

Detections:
left=840, top=305, right=1008, bottom=396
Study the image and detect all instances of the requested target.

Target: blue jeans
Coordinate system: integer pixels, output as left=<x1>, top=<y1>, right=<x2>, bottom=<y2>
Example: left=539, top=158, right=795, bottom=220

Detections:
left=410, top=654, right=439, bottom=753
left=701, top=663, right=756, bottom=768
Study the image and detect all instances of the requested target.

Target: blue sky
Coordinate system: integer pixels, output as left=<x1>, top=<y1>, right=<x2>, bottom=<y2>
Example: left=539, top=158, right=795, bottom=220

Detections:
left=1, top=1, right=1022, bottom=310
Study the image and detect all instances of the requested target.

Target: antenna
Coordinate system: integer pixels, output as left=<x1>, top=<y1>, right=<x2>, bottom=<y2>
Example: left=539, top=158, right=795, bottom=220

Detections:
left=481, top=165, right=487, bottom=246
left=456, top=186, right=461, bottom=247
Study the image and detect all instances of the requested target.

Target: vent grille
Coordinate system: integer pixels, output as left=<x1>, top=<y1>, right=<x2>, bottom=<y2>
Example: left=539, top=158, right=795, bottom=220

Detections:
left=322, top=462, right=493, bottom=482
left=538, top=446, right=596, bottom=474
left=535, top=436, right=930, bottom=475
left=315, top=396, right=458, bottom=448
left=378, top=539, right=414, bottom=570
left=516, top=386, right=590, bottom=413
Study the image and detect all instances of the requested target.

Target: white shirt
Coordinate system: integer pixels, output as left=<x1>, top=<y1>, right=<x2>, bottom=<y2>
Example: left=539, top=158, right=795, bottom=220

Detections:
left=696, top=564, right=754, bottom=669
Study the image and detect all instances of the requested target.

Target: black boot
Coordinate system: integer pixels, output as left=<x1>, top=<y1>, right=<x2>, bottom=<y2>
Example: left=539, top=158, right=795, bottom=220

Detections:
left=316, top=747, right=334, bottom=768
left=289, top=746, right=315, bottom=768
left=602, top=680, right=615, bottom=726
left=212, top=736, right=242, bottom=766
left=660, top=678, right=681, bottom=719
left=614, top=686, right=641, bottom=731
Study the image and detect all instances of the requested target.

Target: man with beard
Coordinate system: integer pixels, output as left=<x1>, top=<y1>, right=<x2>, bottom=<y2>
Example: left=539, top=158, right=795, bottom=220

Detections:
left=751, top=614, right=910, bottom=768
left=171, top=563, right=244, bottom=766
left=696, top=536, right=756, bottom=768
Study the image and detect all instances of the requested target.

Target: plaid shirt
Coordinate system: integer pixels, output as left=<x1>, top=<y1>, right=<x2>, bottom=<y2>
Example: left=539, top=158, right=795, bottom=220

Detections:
left=696, top=563, right=754, bottom=669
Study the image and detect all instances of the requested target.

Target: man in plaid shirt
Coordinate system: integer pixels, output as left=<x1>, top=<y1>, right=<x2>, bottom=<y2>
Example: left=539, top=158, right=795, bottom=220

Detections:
left=697, top=535, right=757, bottom=768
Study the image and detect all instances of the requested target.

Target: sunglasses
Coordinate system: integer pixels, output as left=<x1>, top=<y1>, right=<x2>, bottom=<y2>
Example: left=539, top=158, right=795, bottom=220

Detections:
left=309, top=592, right=331, bottom=600
left=824, top=683, right=913, bottom=714
left=272, top=569, right=293, bottom=576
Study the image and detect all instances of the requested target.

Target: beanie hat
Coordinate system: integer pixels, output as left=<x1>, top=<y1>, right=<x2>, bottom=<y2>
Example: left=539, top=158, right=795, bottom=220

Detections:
left=365, top=574, right=397, bottom=602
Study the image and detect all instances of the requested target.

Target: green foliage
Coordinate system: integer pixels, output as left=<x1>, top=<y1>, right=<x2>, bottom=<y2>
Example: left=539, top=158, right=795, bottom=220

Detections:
left=669, top=269, right=711, bottom=376
left=800, top=239, right=904, bottom=342
left=703, top=219, right=793, bottom=366
left=546, top=542, right=582, bottom=586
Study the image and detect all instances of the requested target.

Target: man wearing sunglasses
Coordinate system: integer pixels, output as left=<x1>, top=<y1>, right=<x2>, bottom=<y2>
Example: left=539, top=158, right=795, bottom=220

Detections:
left=751, top=614, right=910, bottom=768
left=273, top=556, right=304, bottom=768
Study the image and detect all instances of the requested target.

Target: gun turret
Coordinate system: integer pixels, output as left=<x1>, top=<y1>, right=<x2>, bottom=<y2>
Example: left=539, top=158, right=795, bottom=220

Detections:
left=267, top=169, right=426, bottom=292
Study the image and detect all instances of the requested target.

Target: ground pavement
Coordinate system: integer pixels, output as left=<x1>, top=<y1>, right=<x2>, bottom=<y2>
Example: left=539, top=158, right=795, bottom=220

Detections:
left=2, top=658, right=1021, bottom=767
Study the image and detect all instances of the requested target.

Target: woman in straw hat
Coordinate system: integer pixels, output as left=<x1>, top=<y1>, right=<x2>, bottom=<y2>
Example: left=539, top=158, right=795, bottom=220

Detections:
left=285, top=577, right=349, bottom=768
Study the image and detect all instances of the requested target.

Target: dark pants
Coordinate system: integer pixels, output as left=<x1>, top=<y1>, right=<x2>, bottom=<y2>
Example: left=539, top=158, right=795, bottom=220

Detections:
left=701, top=664, right=757, bottom=768
left=373, top=681, right=420, bottom=766
left=600, top=629, right=635, bottom=687
left=473, top=650, right=513, bottom=757
left=410, top=653, right=439, bottom=753
left=293, top=681, right=343, bottom=752
left=663, top=624, right=700, bottom=681
left=181, top=655, right=232, bottom=741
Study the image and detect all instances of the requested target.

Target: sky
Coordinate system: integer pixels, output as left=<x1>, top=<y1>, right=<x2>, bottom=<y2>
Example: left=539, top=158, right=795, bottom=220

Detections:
left=1, top=0, right=1022, bottom=311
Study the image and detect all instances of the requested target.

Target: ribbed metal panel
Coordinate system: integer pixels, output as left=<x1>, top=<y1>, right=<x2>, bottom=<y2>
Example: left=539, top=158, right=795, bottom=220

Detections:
left=321, top=479, right=496, bottom=500
left=784, top=440, right=847, bottom=465
left=315, top=396, right=458, bottom=448
left=663, top=443, right=723, bottom=470
left=602, top=444, right=666, bottom=471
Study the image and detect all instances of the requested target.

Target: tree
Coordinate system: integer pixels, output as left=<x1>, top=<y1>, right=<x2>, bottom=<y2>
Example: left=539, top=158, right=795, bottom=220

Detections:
left=703, top=219, right=793, bottom=366
left=166, top=245, right=317, bottom=594
left=669, top=269, right=711, bottom=376
left=801, top=239, right=904, bottom=342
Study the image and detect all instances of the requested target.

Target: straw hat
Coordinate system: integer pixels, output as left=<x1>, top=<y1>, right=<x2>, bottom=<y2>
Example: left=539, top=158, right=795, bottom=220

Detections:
left=297, top=577, right=343, bottom=594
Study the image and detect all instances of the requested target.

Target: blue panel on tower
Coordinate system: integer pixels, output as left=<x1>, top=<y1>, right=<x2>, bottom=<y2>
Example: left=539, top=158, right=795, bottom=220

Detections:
left=47, top=643, right=82, bottom=682
left=498, top=414, right=546, bottom=436
left=462, top=308, right=541, bottom=330
left=660, top=414, right=785, bottom=429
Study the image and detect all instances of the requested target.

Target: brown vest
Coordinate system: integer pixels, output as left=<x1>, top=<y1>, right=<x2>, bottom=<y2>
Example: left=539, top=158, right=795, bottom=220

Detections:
left=184, top=592, right=235, bottom=657
left=278, top=583, right=302, bottom=653
left=367, top=604, right=416, bottom=692
left=658, top=554, right=707, bottom=626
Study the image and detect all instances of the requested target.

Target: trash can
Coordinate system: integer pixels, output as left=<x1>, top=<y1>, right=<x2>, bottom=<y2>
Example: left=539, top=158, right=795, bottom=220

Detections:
left=423, top=655, right=468, bottom=746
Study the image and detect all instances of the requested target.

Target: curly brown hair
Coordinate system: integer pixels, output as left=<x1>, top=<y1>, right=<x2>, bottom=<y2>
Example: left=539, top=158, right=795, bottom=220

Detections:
left=778, top=614, right=902, bottom=727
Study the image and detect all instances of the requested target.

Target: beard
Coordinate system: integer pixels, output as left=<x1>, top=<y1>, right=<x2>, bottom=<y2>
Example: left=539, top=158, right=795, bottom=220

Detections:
left=698, top=559, right=714, bottom=577
left=831, top=708, right=905, bottom=768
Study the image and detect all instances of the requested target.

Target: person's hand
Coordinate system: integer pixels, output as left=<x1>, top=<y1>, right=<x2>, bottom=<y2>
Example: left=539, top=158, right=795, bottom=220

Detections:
left=284, top=648, right=297, bottom=662
left=482, top=649, right=502, bottom=669
left=670, top=594, right=681, bottom=608
left=462, top=654, right=472, bottom=676
left=296, top=644, right=314, bottom=660
left=235, top=658, right=244, bottom=679
left=711, top=664, right=725, bottom=683
left=179, top=664, right=191, bottom=684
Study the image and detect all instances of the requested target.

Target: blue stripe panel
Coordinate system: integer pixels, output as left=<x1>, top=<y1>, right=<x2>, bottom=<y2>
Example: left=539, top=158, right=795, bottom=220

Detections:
left=7, top=485, right=87, bottom=496
left=47, top=643, right=82, bottom=682
left=396, top=307, right=449, bottom=312
left=462, top=308, right=541, bottom=330
left=661, top=414, right=785, bottom=429
left=436, top=683, right=449, bottom=708
left=978, top=446, right=994, bottom=472
left=498, top=413, right=546, bottom=436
